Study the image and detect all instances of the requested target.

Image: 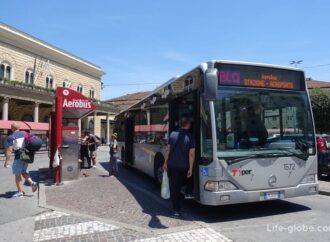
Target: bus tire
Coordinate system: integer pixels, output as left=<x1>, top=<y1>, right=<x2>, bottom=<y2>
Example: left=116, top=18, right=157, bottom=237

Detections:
left=154, top=153, right=165, bottom=184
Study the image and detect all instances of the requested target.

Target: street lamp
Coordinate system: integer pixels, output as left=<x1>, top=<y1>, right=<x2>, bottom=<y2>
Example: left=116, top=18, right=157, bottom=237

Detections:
left=290, top=60, right=303, bottom=68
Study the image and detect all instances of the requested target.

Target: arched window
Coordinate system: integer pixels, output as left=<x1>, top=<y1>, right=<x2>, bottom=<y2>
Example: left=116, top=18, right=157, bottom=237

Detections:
left=0, top=62, right=12, bottom=80
left=22, top=114, right=33, bottom=122
left=89, top=88, right=95, bottom=99
left=63, top=79, right=71, bottom=88
left=89, top=120, right=94, bottom=131
left=77, top=84, right=83, bottom=94
left=46, top=75, right=54, bottom=89
left=25, top=69, right=34, bottom=84
left=43, top=116, right=50, bottom=123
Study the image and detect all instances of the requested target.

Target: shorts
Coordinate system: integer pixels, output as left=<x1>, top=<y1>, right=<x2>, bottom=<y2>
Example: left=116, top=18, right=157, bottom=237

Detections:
left=12, top=159, right=28, bottom=175
left=90, top=151, right=97, bottom=158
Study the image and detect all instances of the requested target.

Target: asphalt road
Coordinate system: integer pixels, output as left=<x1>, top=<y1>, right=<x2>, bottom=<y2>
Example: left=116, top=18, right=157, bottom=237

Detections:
left=95, top=148, right=330, bottom=242
left=122, top=170, right=330, bottom=241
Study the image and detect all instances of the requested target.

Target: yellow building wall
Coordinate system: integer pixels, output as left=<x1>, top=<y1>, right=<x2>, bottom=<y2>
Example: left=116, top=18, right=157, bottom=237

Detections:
left=0, top=42, right=101, bottom=99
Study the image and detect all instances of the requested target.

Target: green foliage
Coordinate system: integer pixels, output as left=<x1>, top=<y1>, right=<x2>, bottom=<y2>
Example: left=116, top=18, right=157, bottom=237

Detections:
left=309, top=88, right=330, bottom=133
left=0, top=77, right=55, bottom=93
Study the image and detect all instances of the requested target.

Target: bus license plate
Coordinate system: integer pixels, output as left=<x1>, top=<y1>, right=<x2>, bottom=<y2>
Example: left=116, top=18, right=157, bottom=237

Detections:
left=263, top=191, right=281, bottom=200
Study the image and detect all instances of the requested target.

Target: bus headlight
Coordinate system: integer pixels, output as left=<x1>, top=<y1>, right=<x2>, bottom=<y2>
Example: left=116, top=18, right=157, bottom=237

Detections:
left=204, top=180, right=238, bottom=192
left=204, top=181, right=219, bottom=192
left=300, top=174, right=317, bottom=184
left=219, top=181, right=238, bottom=191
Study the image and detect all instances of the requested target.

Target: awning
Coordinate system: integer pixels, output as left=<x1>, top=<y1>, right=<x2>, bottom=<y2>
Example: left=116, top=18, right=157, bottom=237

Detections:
left=25, top=122, right=49, bottom=131
left=0, top=120, right=49, bottom=131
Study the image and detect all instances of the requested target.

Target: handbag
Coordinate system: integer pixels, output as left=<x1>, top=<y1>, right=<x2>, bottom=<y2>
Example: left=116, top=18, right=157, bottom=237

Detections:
left=20, top=148, right=34, bottom=164
left=161, top=171, right=170, bottom=199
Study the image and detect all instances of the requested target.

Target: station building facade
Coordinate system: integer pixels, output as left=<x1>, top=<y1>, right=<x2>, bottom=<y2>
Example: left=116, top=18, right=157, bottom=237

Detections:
left=0, top=22, right=117, bottom=150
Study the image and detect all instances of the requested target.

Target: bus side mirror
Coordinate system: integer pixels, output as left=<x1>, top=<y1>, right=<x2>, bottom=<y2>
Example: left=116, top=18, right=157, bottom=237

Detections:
left=204, top=68, right=218, bottom=101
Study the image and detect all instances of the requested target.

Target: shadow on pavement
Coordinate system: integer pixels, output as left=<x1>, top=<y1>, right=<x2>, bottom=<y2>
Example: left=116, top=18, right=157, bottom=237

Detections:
left=99, top=161, right=190, bottom=229
left=99, top=161, right=312, bottom=225
left=35, top=167, right=54, bottom=186
left=183, top=198, right=311, bottom=223
left=0, top=191, right=17, bottom=199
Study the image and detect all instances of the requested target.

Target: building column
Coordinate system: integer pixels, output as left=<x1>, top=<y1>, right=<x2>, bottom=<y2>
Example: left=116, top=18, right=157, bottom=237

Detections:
left=93, top=111, right=97, bottom=135
left=78, top=118, right=81, bottom=138
left=34, top=102, right=39, bottom=122
left=106, top=113, right=110, bottom=144
left=2, top=97, right=10, bottom=120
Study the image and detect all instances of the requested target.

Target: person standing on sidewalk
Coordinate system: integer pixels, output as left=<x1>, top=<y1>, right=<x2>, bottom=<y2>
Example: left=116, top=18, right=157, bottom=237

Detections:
left=109, top=133, right=119, bottom=176
left=163, top=117, right=195, bottom=217
left=80, top=131, right=91, bottom=168
left=88, top=132, right=98, bottom=168
left=4, top=123, right=38, bottom=198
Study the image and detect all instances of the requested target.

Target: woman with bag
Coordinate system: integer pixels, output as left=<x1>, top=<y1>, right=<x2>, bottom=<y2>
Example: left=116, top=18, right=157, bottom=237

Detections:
left=109, top=133, right=119, bottom=176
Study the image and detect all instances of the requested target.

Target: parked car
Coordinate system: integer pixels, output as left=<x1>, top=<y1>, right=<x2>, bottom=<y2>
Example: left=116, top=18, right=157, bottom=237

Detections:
left=316, top=134, right=330, bottom=177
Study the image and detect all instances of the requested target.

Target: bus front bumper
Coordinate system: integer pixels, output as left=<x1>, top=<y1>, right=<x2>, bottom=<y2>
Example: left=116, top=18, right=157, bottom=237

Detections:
left=199, top=183, right=319, bottom=206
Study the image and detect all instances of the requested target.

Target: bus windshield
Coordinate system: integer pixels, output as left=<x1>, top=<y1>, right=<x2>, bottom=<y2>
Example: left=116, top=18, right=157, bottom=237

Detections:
left=214, top=88, right=315, bottom=160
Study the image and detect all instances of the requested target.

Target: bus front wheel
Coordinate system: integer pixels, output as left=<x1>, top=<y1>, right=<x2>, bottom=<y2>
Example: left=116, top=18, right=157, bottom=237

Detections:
left=154, top=153, right=165, bottom=184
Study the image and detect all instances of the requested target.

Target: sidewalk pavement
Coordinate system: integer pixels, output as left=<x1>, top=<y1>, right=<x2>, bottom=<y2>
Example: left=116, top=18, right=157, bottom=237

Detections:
left=0, top=153, right=50, bottom=242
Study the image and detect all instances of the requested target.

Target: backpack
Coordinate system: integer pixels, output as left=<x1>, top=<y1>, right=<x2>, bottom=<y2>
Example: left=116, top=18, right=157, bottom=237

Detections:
left=20, top=134, right=43, bottom=164
left=24, top=134, right=43, bottom=152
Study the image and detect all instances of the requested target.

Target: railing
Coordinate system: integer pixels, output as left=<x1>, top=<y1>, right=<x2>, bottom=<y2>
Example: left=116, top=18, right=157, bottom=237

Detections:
left=0, top=77, right=56, bottom=94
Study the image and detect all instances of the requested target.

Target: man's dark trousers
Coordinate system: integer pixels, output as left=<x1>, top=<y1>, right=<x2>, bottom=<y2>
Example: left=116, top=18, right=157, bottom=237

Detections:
left=168, top=165, right=187, bottom=212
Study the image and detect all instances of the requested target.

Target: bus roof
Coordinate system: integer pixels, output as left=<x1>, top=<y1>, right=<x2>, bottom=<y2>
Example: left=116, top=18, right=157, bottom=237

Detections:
left=211, top=60, right=303, bottom=72
left=117, top=60, right=304, bottom=116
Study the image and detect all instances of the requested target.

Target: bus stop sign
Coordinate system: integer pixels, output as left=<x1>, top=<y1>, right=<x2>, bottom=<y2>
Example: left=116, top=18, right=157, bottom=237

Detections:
left=50, top=87, right=96, bottom=184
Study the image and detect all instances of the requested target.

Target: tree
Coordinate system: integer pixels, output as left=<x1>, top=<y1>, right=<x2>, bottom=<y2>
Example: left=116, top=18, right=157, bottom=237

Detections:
left=309, top=88, right=330, bottom=133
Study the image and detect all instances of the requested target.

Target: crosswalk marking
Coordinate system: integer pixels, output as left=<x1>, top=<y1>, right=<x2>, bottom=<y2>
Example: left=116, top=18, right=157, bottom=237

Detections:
left=35, top=211, right=69, bottom=221
left=132, top=227, right=232, bottom=242
left=33, top=221, right=119, bottom=241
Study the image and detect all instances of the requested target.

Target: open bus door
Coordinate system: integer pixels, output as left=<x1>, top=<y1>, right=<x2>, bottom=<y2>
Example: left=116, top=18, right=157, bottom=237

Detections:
left=124, top=116, right=135, bottom=165
left=169, top=91, right=200, bottom=200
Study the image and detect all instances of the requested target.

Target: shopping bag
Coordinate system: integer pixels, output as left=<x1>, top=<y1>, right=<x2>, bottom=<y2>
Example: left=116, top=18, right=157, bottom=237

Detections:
left=161, top=171, right=170, bottom=199
left=52, top=148, right=60, bottom=168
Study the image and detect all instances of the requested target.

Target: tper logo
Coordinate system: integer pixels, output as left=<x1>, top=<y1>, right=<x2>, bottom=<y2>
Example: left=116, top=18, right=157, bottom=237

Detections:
left=231, top=169, right=252, bottom=176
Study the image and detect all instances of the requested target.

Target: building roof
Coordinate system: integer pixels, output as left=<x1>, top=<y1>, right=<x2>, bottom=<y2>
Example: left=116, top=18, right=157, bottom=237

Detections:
left=0, top=22, right=105, bottom=78
left=105, top=91, right=150, bottom=111
left=307, top=79, right=330, bottom=89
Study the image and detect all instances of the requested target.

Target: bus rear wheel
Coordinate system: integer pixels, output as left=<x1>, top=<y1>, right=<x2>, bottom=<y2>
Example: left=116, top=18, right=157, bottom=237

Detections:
left=154, top=153, right=165, bottom=184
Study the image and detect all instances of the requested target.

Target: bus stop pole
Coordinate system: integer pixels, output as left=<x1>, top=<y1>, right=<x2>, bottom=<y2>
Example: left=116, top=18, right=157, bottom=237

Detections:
left=54, top=93, right=63, bottom=184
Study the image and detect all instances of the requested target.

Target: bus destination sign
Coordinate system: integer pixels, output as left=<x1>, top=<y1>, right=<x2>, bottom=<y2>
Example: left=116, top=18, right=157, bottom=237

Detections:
left=215, top=63, right=304, bottom=91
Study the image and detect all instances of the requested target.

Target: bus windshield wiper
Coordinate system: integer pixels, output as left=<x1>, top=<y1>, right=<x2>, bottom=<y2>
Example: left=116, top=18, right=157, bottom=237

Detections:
left=275, top=148, right=309, bottom=161
left=226, top=149, right=309, bottom=165
left=227, top=153, right=281, bottom=165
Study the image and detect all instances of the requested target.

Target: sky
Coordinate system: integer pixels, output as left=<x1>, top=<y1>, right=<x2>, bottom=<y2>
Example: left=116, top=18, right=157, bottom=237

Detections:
left=1, top=0, right=330, bottom=100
